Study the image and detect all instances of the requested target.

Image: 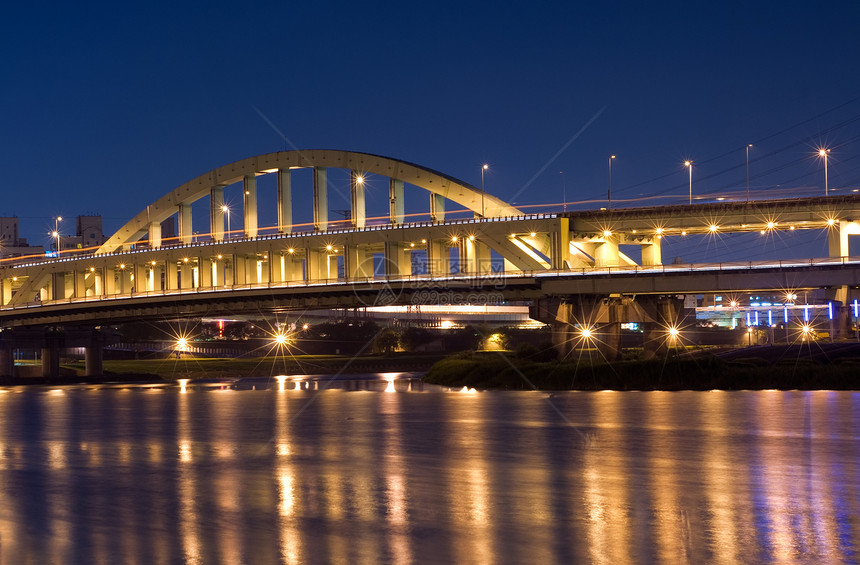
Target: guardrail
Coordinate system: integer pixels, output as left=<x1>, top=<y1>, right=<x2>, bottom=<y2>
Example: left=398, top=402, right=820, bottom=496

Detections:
left=4, top=255, right=860, bottom=313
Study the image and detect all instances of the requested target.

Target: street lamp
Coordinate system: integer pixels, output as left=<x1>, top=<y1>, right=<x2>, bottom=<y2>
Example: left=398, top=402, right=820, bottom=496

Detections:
left=819, top=148, right=831, bottom=196
left=608, top=155, right=616, bottom=210
left=480, top=163, right=489, bottom=217
left=53, top=216, right=62, bottom=255
left=746, top=144, right=753, bottom=201
left=684, top=161, right=693, bottom=204
left=559, top=171, right=566, bottom=212
left=221, top=205, right=230, bottom=239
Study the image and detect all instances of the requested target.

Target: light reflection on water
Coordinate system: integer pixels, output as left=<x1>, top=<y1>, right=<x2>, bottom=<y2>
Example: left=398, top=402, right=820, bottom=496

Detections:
left=0, top=380, right=856, bottom=564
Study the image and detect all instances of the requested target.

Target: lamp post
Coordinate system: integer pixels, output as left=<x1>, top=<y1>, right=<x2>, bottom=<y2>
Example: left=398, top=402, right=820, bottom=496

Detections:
left=819, top=148, right=830, bottom=196
left=480, top=163, right=489, bottom=217
left=746, top=144, right=753, bottom=201
left=684, top=161, right=693, bottom=204
left=221, top=205, right=230, bottom=239
left=608, top=155, right=616, bottom=210
left=53, top=216, right=62, bottom=255
left=559, top=171, right=566, bottom=212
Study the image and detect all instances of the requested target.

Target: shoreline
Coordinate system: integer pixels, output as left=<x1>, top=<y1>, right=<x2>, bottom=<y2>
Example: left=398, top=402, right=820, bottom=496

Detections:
left=2, top=345, right=858, bottom=391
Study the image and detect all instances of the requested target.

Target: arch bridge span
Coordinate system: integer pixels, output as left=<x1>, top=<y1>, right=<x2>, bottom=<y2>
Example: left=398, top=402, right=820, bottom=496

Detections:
left=4, top=151, right=860, bottom=317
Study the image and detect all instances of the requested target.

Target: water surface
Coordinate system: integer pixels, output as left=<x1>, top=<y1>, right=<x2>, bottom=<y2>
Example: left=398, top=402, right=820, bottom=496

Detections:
left=0, top=376, right=856, bottom=563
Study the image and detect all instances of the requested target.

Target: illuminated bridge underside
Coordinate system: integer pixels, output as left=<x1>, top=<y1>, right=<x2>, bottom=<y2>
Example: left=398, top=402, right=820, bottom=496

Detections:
left=4, top=146, right=860, bottom=326
left=4, top=260, right=860, bottom=327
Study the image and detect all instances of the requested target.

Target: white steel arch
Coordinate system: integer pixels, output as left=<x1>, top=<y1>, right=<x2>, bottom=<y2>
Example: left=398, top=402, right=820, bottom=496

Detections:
left=97, top=150, right=521, bottom=254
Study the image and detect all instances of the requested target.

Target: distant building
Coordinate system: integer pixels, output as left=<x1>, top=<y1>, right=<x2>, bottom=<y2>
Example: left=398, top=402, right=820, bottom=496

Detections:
left=0, top=217, right=44, bottom=258
left=0, top=215, right=108, bottom=260
left=60, top=215, right=108, bottom=251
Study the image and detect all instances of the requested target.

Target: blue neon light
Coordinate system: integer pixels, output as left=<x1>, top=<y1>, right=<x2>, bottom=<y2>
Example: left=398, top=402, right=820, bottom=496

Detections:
left=768, top=310, right=772, bottom=325
left=784, top=307, right=789, bottom=324
left=746, top=312, right=751, bottom=326
left=828, top=302, right=833, bottom=320
left=754, top=311, right=759, bottom=325
left=804, top=305, right=809, bottom=322
left=854, top=299, right=859, bottom=318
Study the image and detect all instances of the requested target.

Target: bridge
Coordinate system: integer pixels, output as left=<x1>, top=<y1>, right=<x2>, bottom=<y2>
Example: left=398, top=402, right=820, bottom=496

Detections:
left=2, top=149, right=860, bottom=375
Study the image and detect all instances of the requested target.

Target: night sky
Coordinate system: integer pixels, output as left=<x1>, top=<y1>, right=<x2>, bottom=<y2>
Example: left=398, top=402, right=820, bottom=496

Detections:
left=4, top=1, right=860, bottom=262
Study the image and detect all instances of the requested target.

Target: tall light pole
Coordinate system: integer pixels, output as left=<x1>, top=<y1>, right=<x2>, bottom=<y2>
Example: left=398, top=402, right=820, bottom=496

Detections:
left=480, top=163, right=489, bottom=217
left=559, top=171, right=566, bottom=212
left=684, top=161, right=693, bottom=204
left=819, top=148, right=830, bottom=196
left=746, top=144, right=753, bottom=201
left=53, top=216, right=62, bottom=255
left=608, top=155, right=616, bottom=210
left=221, top=205, right=230, bottom=239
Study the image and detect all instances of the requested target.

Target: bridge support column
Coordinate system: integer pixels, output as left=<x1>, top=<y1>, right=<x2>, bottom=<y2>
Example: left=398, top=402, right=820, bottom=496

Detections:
left=165, top=261, right=179, bottom=290
left=430, top=194, right=445, bottom=222
left=346, top=245, right=372, bottom=279
left=284, top=251, right=303, bottom=282
left=350, top=171, right=366, bottom=228
left=85, top=329, right=104, bottom=377
left=385, top=242, right=410, bottom=277
left=200, top=257, right=213, bottom=287
left=41, top=328, right=62, bottom=379
left=461, top=238, right=491, bottom=274
left=596, top=298, right=624, bottom=362
left=134, top=263, right=147, bottom=293
left=313, top=167, right=328, bottom=231
left=118, top=267, right=132, bottom=293
left=74, top=270, right=87, bottom=298
left=427, top=239, right=450, bottom=276
left=210, top=186, right=225, bottom=241
left=1, top=278, right=12, bottom=305
left=594, top=236, right=620, bottom=267
left=149, top=221, right=162, bottom=248
left=179, top=260, right=193, bottom=289
left=178, top=204, right=193, bottom=245
left=642, top=238, right=662, bottom=266
left=640, top=296, right=684, bottom=359
left=243, top=175, right=258, bottom=238
left=277, top=168, right=292, bottom=233
left=550, top=219, right=570, bottom=269
left=828, top=220, right=860, bottom=257
left=389, top=179, right=404, bottom=224
left=268, top=252, right=283, bottom=284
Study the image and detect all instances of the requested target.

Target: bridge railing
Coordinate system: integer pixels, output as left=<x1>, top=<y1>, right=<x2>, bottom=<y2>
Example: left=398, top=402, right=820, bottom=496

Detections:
left=5, top=255, right=860, bottom=312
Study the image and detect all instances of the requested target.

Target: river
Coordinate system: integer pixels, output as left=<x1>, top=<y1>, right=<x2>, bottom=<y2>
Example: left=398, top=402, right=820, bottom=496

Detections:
left=0, top=375, right=856, bottom=563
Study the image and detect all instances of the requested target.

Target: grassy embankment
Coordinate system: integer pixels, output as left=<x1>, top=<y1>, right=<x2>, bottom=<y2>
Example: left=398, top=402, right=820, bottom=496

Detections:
left=18, top=352, right=447, bottom=383
left=422, top=349, right=860, bottom=390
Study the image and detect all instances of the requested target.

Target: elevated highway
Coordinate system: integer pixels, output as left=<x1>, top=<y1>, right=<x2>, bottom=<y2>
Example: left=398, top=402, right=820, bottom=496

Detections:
left=3, top=149, right=860, bottom=372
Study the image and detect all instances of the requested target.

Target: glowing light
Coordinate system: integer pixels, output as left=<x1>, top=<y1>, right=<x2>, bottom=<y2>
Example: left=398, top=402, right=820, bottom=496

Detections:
left=790, top=225, right=795, bottom=230
left=668, top=327, right=680, bottom=338
left=684, top=160, right=691, bottom=167
left=468, top=235, right=475, bottom=241
left=275, top=375, right=287, bottom=392
left=176, top=337, right=188, bottom=350
left=730, top=301, right=738, bottom=308
left=801, top=324, right=812, bottom=334
left=451, top=236, right=458, bottom=243
left=603, top=230, right=612, bottom=238
left=655, top=227, right=664, bottom=235
left=482, top=164, right=489, bottom=171
left=326, top=244, right=333, bottom=251
left=89, top=267, right=95, bottom=272
left=818, top=149, right=828, bottom=157
left=681, top=231, right=687, bottom=236
left=581, top=328, right=592, bottom=339
left=459, top=386, right=478, bottom=394
left=217, top=254, right=222, bottom=259
left=827, top=218, right=837, bottom=226
left=355, top=175, right=365, bottom=184
left=178, top=379, right=189, bottom=394
left=183, top=257, right=189, bottom=263
left=440, top=320, right=455, bottom=329
left=530, top=232, right=536, bottom=237
left=708, top=224, right=718, bottom=232
left=766, top=221, right=776, bottom=230
left=51, top=231, right=58, bottom=237
left=420, top=239, right=426, bottom=244
left=302, top=324, right=309, bottom=330
left=119, top=264, right=125, bottom=269
left=854, top=299, right=859, bottom=317
left=410, top=242, right=415, bottom=247
left=274, top=332, right=289, bottom=346
left=287, top=248, right=295, bottom=254
left=828, top=302, right=833, bottom=320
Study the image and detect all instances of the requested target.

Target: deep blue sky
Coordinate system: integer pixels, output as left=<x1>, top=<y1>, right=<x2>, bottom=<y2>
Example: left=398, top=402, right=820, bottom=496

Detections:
left=3, top=1, right=860, bottom=261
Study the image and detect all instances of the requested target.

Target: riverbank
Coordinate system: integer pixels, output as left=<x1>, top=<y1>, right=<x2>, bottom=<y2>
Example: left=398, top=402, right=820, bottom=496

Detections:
left=1, top=353, right=447, bottom=386
left=422, top=345, right=860, bottom=390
